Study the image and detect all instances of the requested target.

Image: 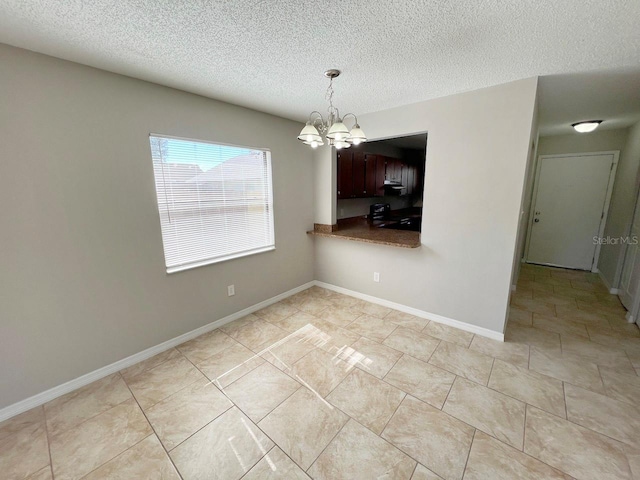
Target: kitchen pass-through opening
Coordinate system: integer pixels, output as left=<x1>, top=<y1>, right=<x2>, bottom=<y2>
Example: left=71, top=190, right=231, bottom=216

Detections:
left=336, top=133, right=427, bottom=232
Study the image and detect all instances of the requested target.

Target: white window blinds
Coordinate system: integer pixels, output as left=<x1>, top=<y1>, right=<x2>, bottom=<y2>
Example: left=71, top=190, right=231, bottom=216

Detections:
left=149, top=135, right=275, bottom=273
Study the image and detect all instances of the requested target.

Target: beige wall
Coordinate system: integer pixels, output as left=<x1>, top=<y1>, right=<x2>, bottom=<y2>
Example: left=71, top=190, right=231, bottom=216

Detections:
left=0, top=44, right=315, bottom=408
left=536, top=128, right=634, bottom=288
left=312, top=147, right=335, bottom=225
left=599, top=122, right=640, bottom=288
left=537, top=129, right=629, bottom=156
left=315, top=78, right=539, bottom=334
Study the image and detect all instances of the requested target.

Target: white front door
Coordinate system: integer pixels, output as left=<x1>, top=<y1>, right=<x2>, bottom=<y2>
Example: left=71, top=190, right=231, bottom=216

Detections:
left=619, top=191, right=640, bottom=314
left=526, top=153, right=616, bottom=270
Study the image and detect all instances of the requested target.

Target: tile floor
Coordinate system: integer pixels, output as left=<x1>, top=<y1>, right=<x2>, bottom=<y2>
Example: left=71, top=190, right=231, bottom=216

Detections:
left=2, top=264, right=640, bottom=479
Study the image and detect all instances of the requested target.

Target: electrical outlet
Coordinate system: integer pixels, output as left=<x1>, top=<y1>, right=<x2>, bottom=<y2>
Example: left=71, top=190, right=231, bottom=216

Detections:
left=340, top=208, right=344, bottom=216
left=227, top=285, right=235, bottom=296
left=373, top=272, right=380, bottom=282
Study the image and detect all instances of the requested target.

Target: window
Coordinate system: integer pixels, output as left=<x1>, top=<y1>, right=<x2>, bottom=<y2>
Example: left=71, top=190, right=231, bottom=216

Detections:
left=149, top=135, right=275, bottom=273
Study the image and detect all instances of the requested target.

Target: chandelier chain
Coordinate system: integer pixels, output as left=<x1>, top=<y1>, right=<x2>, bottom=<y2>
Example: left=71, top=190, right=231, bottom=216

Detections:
left=325, top=77, right=337, bottom=122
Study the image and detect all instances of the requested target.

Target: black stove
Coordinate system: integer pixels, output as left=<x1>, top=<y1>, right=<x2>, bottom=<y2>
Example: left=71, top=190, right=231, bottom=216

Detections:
left=369, top=204, right=421, bottom=232
left=369, top=203, right=391, bottom=220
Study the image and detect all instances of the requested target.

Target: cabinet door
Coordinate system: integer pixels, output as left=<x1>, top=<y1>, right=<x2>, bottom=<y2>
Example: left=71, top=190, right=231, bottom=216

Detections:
left=352, top=151, right=366, bottom=197
left=337, top=151, right=354, bottom=199
left=401, top=161, right=409, bottom=189
left=388, top=158, right=401, bottom=182
left=365, top=154, right=377, bottom=196
left=381, top=156, right=389, bottom=181
left=385, top=157, right=394, bottom=181
left=406, top=165, right=414, bottom=195
left=375, top=155, right=386, bottom=196
left=415, top=162, right=424, bottom=194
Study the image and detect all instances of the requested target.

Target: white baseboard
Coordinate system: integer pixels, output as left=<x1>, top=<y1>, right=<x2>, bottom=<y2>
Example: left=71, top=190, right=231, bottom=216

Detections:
left=314, top=281, right=504, bottom=342
left=0, top=279, right=505, bottom=423
left=597, top=270, right=619, bottom=295
left=626, top=311, right=636, bottom=324
left=0, top=281, right=314, bottom=423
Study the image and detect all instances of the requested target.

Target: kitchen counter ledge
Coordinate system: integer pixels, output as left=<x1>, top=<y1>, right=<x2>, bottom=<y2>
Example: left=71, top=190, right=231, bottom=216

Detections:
left=307, top=217, right=421, bottom=249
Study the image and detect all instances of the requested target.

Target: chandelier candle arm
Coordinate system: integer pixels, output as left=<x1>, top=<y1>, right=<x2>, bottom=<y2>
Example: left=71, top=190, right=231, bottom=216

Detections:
left=297, top=69, right=367, bottom=149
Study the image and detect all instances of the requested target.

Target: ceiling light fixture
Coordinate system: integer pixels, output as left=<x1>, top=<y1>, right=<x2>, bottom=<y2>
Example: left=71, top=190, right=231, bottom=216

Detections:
left=572, top=120, right=603, bottom=133
left=297, top=69, right=367, bottom=150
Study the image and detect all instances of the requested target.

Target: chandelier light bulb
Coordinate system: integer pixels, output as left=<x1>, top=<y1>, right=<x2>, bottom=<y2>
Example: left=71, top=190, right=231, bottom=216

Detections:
left=310, top=141, right=318, bottom=148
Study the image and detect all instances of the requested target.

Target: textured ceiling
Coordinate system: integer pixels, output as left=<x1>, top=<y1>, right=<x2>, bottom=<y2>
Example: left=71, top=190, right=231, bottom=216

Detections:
left=538, top=69, right=640, bottom=136
left=1, top=1, right=639, bottom=123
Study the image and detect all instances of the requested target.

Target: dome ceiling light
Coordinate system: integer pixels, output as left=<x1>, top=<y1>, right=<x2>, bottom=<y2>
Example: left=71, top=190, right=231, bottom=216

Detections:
left=572, top=120, right=603, bottom=133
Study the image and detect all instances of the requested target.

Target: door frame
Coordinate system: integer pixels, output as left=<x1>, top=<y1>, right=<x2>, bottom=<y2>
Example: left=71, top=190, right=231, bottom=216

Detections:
left=619, top=185, right=640, bottom=324
left=623, top=269, right=640, bottom=324
left=524, top=150, right=620, bottom=272
left=625, top=280, right=640, bottom=325
left=614, top=180, right=640, bottom=292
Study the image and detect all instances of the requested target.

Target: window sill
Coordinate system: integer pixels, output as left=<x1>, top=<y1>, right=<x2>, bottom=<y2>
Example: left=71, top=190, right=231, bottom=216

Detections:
left=166, top=245, right=276, bottom=273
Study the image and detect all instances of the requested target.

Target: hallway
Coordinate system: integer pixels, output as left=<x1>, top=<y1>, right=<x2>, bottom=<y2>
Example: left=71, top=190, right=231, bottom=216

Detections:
left=506, top=263, right=640, bottom=478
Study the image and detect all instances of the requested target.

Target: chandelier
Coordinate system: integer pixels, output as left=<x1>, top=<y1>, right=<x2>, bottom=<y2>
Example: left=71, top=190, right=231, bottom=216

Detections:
left=297, top=69, right=367, bottom=149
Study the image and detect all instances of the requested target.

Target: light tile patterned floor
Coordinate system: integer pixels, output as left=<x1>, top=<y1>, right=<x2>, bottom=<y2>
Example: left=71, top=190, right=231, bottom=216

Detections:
left=2, top=264, right=640, bottom=479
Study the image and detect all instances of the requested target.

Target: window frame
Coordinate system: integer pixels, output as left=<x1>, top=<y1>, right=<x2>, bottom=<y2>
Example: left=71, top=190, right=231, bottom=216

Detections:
left=148, top=133, right=276, bottom=274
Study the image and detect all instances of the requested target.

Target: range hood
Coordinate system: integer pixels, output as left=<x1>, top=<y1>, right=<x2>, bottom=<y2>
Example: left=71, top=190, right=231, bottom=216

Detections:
left=383, top=179, right=404, bottom=190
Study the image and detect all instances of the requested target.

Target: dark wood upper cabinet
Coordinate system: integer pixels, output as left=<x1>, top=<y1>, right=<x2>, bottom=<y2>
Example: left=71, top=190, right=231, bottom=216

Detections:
left=406, top=165, right=414, bottom=195
left=383, top=156, right=393, bottom=181
left=338, top=149, right=424, bottom=199
left=352, top=151, right=366, bottom=196
left=386, top=158, right=401, bottom=183
left=374, top=155, right=386, bottom=196
left=337, top=151, right=354, bottom=199
left=414, top=161, right=424, bottom=193
left=364, top=154, right=377, bottom=196
left=401, top=161, right=409, bottom=189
